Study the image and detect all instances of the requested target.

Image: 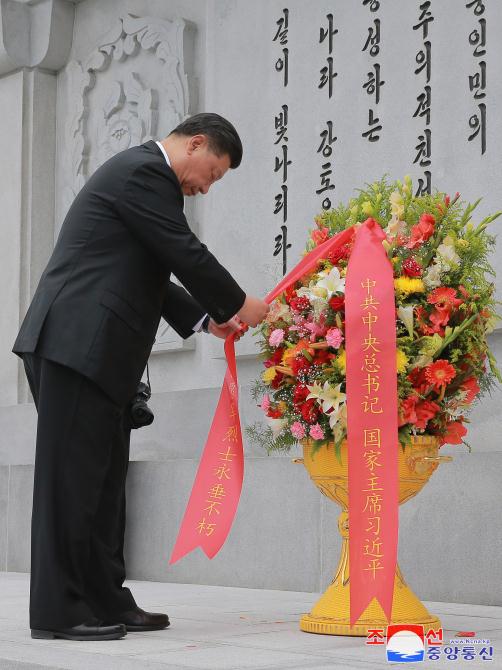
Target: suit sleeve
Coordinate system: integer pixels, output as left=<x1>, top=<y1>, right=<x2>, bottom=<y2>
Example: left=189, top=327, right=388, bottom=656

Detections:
left=161, top=281, right=206, bottom=339
left=114, top=161, right=246, bottom=324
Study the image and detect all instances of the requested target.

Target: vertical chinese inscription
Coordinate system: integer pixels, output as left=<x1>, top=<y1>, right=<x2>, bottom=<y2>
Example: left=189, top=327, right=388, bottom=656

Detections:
left=412, top=1, right=434, bottom=195
left=362, top=0, right=384, bottom=142
left=196, top=384, right=239, bottom=538
left=316, top=13, right=338, bottom=212
left=273, top=8, right=292, bottom=275
left=466, top=0, right=486, bottom=155
left=360, top=278, right=385, bottom=579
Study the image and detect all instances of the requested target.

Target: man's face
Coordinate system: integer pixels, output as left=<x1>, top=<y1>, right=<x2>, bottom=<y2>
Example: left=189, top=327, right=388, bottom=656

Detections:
left=180, top=135, right=231, bottom=196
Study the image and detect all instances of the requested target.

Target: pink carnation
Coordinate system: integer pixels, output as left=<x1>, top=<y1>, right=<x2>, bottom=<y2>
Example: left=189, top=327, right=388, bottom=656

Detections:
left=326, top=327, right=344, bottom=349
left=309, top=423, right=324, bottom=440
left=291, top=421, right=306, bottom=439
left=269, top=328, right=285, bottom=347
left=261, top=394, right=271, bottom=412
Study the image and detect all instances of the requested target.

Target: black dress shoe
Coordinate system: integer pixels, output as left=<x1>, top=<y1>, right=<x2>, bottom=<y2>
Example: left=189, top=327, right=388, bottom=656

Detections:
left=31, top=617, right=127, bottom=641
left=110, top=606, right=170, bottom=631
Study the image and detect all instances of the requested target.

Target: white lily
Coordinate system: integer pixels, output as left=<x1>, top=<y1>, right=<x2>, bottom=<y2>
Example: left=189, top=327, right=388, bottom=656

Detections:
left=316, top=266, right=346, bottom=299
left=329, top=402, right=347, bottom=442
left=397, top=304, right=415, bottom=338
left=307, top=381, right=346, bottom=414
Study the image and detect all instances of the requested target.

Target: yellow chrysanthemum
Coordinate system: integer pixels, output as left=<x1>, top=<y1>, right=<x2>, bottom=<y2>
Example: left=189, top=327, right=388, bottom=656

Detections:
left=394, top=276, right=425, bottom=296
left=396, top=349, right=409, bottom=374
left=335, top=349, right=346, bottom=374
left=262, top=367, right=277, bottom=384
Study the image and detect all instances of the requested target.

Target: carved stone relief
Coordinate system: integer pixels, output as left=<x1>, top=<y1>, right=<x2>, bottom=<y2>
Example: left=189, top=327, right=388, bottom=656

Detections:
left=56, top=13, right=196, bottom=353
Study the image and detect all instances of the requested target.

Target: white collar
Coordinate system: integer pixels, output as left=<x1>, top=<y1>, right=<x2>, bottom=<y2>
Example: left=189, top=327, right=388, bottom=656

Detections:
left=155, top=140, right=171, bottom=167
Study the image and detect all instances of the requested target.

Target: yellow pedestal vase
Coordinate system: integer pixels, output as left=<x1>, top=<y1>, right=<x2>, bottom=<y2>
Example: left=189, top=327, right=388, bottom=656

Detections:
left=296, top=435, right=452, bottom=636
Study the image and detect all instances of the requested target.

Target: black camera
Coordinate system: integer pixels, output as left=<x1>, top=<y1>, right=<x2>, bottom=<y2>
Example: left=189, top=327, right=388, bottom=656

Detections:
left=127, top=381, right=154, bottom=430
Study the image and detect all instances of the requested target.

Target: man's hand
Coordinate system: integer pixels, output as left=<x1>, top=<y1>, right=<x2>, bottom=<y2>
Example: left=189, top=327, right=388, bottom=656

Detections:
left=236, top=295, right=270, bottom=327
left=208, top=316, right=249, bottom=340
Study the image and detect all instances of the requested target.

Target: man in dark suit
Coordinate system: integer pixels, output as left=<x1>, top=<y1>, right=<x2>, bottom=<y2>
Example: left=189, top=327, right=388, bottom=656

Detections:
left=12, top=113, right=269, bottom=641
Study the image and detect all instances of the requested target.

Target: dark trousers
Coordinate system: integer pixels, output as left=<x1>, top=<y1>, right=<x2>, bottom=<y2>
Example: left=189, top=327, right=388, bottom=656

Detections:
left=22, top=353, right=137, bottom=629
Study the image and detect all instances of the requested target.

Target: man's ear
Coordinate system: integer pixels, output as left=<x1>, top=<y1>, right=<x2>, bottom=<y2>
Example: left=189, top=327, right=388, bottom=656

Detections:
left=187, top=134, right=207, bottom=154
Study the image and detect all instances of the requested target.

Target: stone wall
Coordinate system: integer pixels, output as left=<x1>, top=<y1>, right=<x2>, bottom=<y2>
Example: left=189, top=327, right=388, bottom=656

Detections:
left=0, top=0, right=501, bottom=606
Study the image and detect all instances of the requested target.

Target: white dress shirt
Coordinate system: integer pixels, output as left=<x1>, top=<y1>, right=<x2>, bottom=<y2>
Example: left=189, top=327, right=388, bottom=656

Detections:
left=155, top=141, right=208, bottom=333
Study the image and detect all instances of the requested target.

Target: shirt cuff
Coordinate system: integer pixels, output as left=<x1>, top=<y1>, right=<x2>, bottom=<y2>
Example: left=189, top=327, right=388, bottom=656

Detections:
left=193, top=314, right=208, bottom=333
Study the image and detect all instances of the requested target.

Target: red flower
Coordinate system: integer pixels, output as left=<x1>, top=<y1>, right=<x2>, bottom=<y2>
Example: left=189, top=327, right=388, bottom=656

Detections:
left=264, top=348, right=284, bottom=367
left=460, top=377, right=480, bottom=404
left=313, top=349, right=334, bottom=365
left=414, top=305, right=438, bottom=336
left=327, top=243, right=352, bottom=265
left=424, top=360, right=456, bottom=390
left=398, top=395, right=418, bottom=426
left=414, top=399, right=440, bottom=430
left=402, top=257, right=422, bottom=277
left=407, top=213, right=436, bottom=249
left=271, top=371, right=284, bottom=390
left=300, top=398, right=320, bottom=424
left=293, top=384, right=310, bottom=406
left=427, top=287, right=463, bottom=310
left=440, top=420, right=467, bottom=445
left=429, top=307, right=451, bottom=330
left=267, top=407, right=283, bottom=419
left=329, top=295, right=345, bottom=311
left=399, top=395, right=440, bottom=429
left=407, top=366, right=429, bottom=395
left=311, top=227, right=329, bottom=246
left=284, top=286, right=297, bottom=304
left=290, top=296, right=311, bottom=313
left=291, top=356, right=311, bottom=376
left=427, top=287, right=463, bottom=332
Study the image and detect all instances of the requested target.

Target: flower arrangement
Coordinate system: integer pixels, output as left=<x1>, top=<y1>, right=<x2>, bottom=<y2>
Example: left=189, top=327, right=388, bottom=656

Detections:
left=247, top=176, right=501, bottom=456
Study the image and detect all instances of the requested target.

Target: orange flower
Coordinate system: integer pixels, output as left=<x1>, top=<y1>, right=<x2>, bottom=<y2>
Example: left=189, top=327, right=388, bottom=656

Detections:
left=424, top=360, right=456, bottom=390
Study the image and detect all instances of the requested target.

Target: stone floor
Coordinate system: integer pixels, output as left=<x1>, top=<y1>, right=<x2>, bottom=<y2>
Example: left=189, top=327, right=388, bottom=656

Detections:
left=0, top=572, right=500, bottom=669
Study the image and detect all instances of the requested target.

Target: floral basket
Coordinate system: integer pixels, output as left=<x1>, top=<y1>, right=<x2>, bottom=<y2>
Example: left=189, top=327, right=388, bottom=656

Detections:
left=247, top=176, right=500, bottom=458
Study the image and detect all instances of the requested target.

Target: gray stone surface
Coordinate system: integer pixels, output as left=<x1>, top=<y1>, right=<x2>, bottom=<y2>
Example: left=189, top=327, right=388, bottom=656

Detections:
left=0, top=466, right=9, bottom=571
left=0, top=405, right=37, bottom=466
left=0, top=572, right=501, bottom=670
left=6, top=466, right=32, bottom=573
left=398, top=452, right=502, bottom=606
left=125, top=456, right=322, bottom=592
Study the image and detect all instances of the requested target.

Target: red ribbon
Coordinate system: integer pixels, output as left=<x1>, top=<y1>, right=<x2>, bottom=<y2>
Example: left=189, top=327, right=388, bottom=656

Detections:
left=169, top=220, right=398, bottom=629
left=345, top=220, right=398, bottom=627
left=169, top=227, right=354, bottom=563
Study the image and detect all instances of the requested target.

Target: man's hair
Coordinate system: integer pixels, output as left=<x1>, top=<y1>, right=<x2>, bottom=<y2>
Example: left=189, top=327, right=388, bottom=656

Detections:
left=169, top=113, right=243, bottom=168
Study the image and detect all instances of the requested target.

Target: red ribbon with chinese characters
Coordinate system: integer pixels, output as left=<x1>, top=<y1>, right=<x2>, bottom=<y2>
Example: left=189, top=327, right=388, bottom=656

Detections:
left=170, top=219, right=398, bottom=631
left=345, top=219, right=398, bottom=627
left=169, top=226, right=354, bottom=563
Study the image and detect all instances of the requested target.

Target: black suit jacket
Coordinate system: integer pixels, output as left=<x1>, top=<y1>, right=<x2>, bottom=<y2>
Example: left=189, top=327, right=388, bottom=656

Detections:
left=12, top=140, right=246, bottom=406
